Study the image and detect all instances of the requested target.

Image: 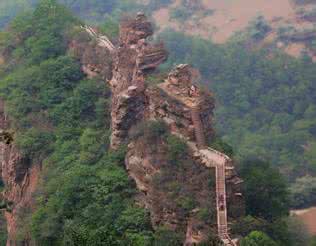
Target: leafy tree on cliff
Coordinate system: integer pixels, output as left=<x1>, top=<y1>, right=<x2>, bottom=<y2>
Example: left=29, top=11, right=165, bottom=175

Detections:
left=289, top=175, right=316, bottom=208
left=240, top=231, right=278, bottom=246
left=310, top=237, right=316, bottom=246
left=240, top=158, right=290, bottom=221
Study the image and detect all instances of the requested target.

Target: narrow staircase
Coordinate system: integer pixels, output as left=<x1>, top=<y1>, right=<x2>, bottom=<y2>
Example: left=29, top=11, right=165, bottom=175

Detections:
left=83, top=26, right=116, bottom=53
left=190, top=106, right=206, bottom=148
left=216, top=162, right=236, bottom=246
left=190, top=106, right=236, bottom=246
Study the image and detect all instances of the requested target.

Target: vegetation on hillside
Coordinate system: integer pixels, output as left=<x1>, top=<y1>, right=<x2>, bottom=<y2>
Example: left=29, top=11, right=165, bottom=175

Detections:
left=2, top=0, right=316, bottom=185
left=240, top=159, right=289, bottom=221
left=230, top=158, right=308, bottom=246
left=1, top=0, right=316, bottom=245
left=130, top=120, right=220, bottom=244
left=240, top=231, right=278, bottom=246
left=0, top=0, right=35, bottom=28
left=0, top=1, right=155, bottom=245
left=159, top=30, right=316, bottom=183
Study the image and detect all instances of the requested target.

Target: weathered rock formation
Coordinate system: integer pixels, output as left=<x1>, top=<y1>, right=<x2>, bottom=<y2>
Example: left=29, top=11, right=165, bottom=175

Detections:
left=84, top=13, right=244, bottom=245
left=109, top=13, right=168, bottom=149
left=0, top=12, right=244, bottom=246
left=0, top=101, right=39, bottom=246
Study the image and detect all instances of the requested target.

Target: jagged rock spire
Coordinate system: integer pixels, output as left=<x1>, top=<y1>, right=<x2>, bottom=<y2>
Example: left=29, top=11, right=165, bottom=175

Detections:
left=80, top=14, right=243, bottom=245
left=119, top=13, right=154, bottom=45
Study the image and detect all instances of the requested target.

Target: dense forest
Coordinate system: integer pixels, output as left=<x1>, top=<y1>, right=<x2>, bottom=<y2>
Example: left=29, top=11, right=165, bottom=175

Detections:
left=0, top=0, right=316, bottom=245
left=0, top=1, right=156, bottom=245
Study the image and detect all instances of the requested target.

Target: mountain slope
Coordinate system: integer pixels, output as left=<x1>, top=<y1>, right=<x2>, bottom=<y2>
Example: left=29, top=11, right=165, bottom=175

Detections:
left=0, top=1, right=154, bottom=244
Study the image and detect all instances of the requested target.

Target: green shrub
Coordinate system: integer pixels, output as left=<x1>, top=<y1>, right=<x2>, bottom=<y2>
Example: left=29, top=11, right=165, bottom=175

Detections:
left=197, top=208, right=213, bottom=223
left=240, top=158, right=290, bottom=221
left=170, top=6, right=192, bottom=21
left=153, top=227, right=183, bottom=246
left=310, top=236, right=316, bottom=246
left=99, top=17, right=119, bottom=39
left=289, top=175, right=316, bottom=208
left=199, top=234, right=223, bottom=246
left=146, top=74, right=164, bottom=85
left=209, top=136, right=234, bottom=156
left=15, top=128, right=55, bottom=157
left=247, top=16, right=271, bottom=41
left=79, top=128, right=109, bottom=165
left=176, top=196, right=196, bottom=212
left=0, top=215, right=7, bottom=246
left=166, top=135, right=187, bottom=165
left=231, top=216, right=268, bottom=237
left=240, top=231, right=278, bottom=246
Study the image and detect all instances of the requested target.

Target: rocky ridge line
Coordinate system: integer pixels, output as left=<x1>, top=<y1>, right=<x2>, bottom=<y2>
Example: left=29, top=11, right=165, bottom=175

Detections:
left=84, top=13, right=244, bottom=245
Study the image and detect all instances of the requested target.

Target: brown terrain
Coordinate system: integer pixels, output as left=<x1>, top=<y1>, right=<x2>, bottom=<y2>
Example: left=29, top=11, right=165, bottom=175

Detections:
left=292, top=207, right=316, bottom=235
left=152, top=0, right=316, bottom=57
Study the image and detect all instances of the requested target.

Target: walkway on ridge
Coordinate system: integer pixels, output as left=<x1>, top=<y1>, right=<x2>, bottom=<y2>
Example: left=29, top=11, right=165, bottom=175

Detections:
left=83, top=26, right=116, bottom=53
left=190, top=107, right=236, bottom=246
left=83, top=26, right=237, bottom=245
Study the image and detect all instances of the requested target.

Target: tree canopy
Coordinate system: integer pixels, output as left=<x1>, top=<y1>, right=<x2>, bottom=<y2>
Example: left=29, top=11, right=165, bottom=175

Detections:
left=240, top=158, right=290, bottom=221
left=240, top=231, right=278, bottom=246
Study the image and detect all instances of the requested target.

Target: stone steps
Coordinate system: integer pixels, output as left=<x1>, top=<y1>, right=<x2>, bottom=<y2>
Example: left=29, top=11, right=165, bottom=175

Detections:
left=190, top=108, right=206, bottom=148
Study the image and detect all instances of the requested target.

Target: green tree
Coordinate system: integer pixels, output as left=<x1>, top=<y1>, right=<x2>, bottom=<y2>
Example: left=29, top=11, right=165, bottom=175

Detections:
left=240, top=158, right=290, bottom=221
left=153, top=227, right=182, bottom=246
left=240, top=231, right=278, bottom=246
left=290, top=175, right=316, bottom=208
left=310, top=236, right=316, bottom=246
left=286, top=217, right=310, bottom=246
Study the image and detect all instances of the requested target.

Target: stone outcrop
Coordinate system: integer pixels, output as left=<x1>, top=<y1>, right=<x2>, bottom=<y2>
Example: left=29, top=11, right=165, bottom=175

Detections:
left=0, top=10, right=244, bottom=246
left=0, top=101, right=39, bottom=246
left=147, top=64, right=215, bottom=145
left=125, top=138, right=218, bottom=244
left=109, top=13, right=168, bottom=149
left=83, top=14, right=244, bottom=245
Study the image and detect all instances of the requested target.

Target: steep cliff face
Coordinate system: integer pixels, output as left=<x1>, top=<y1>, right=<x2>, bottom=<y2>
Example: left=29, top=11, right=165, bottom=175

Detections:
left=0, top=101, right=39, bottom=246
left=124, top=66, right=244, bottom=244
left=126, top=137, right=218, bottom=243
left=81, top=13, right=244, bottom=245
left=109, top=13, right=168, bottom=149
left=0, top=12, right=244, bottom=245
